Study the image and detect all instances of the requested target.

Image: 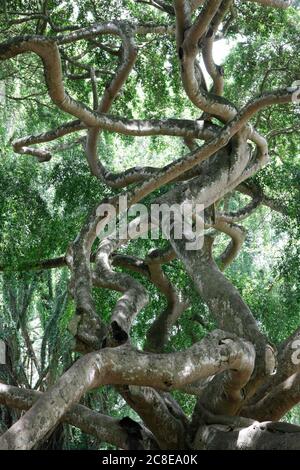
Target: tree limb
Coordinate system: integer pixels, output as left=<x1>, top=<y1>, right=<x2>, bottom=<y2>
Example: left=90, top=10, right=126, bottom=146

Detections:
left=0, top=329, right=255, bottom=450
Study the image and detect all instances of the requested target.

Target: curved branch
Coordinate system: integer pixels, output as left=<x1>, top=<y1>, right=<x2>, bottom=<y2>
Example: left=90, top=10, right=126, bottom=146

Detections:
left=0, top=383, right=156, bottom=450
left=0, top=253, right=149, bottom=274
left=145, top=247, right=188, bottom=352
left=12, top=116, right=216, bottom=163
left=93, top=235, right=149, bottom=345
left=119, top=385, right=187, bottom=449
left=12, top=120, right=85, bottom=161
left=202, top=0, right=232, bottom=96
left=237, top=181, right=290, bottom=216
left=0, top=329, right=255, bottom=450
left=217, top=195, right=262, bottom=223
left=135, top=0, right=175, bottom=15
left=245, top=0, right=292, bottom=7
left=169, top=234, right=276, bottom=399
left=175, top=0, right=236, bottom=121
left=241, top=372, right=300, bottom=421
left=213, top=219, right=246, bottom=270
left=184, top=1, right=223, bottom=51
left=245, top=325, right=300, bottom=408
left=85, top=22, right=138, bottom=179
left=67, top=86, right=298, bottom=348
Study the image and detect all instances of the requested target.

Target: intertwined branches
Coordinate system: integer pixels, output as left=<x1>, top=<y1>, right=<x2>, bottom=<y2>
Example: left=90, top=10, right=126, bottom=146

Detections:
left=0, top=0, right=299, bottom=450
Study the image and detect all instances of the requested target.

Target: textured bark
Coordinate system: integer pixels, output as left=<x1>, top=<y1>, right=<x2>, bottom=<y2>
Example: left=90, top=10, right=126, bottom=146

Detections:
left=145, top=247, right=187, bottom=352
left=0, top=0, right=299, bottom=451
left=241, top=373, right=300, bottom=422
left=192, top=421, right=300, bottom=450
left=119, top=386, right=188, bottom=449
left=0, top=383, right=156, bottom=450
left=0, top=330, right=255, bottom=449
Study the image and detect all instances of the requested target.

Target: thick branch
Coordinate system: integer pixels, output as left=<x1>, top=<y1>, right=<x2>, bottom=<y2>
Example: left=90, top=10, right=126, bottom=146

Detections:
left=242, top=372, right=300, bottom=421
left=245, top=0, right=292, bottom=7
left=237, top=182, right=290, bottom=216
left=12, top=120, right=85, bottom=161
left=169, top=234, right=276, bottom=397
left=93, top=236, right=149, bottom=345
left=202, top=0, right=232, bottom=96
left=145, top=247, right=187, bottom=352
left=213, top=220, right=246, bottom=270
left=245, top=326, right=300, bottom=408
left=67, top=88, right=298, bottom=347
left=0, top=330, right=254, bottom=450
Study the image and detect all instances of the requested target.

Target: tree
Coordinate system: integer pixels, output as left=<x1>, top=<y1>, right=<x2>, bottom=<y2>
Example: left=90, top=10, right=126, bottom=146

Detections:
left=0, top=0, right=299, bottom=450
